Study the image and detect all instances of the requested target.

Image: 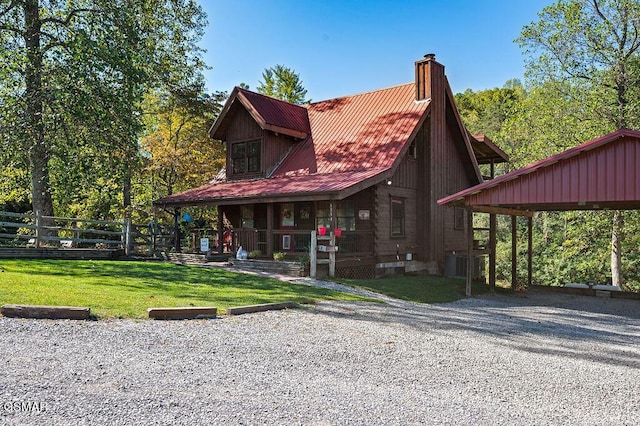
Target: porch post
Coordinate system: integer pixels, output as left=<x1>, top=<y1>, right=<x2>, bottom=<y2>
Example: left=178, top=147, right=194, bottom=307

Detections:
left=511, top=215, right=517, bottom=289
left=217, top=206, right=224, bottom=255
left=329, top=201, right=337, bottom=231
left=466, top=207, right=473, bottom=297
left=527, top=216, right=533, bottom=288
left=266, top=203, right=274, bottom=257
left=174, top=208, right=181, bottom=253
left=310, top=231, right=317, bottom=278
left=329, top=231, right=336, bottom=277
left=489, top=213, right=497, bottom=292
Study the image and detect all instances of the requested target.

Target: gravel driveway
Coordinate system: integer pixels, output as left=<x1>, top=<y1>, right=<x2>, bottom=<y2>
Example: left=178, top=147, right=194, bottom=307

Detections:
left=1, top=288, right=639, bottom=425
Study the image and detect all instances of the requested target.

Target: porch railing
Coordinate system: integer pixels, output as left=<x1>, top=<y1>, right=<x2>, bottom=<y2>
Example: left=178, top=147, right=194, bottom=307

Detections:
left=230, top=228, right=373, bottom=257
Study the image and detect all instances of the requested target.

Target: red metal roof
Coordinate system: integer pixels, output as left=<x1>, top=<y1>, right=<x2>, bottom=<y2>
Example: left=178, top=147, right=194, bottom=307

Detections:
left=470, top=134, right=509, bottom=164
left=159, top=84, right=432, bottom=207
left=237, top=88, right=311, bottom=135
left=439, top=129, right=640, bottom=211
left=159, top=77, right=486, bottom=207
left=273, top=83, right=429, bottom=176
left=158, top=169, right=386, bottom=206
left=209, top=87, right=310, bottom=140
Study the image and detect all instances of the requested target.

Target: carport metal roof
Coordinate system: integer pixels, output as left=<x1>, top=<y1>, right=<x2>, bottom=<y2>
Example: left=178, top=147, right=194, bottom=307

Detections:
left=439, top=129, right=640, bottom=215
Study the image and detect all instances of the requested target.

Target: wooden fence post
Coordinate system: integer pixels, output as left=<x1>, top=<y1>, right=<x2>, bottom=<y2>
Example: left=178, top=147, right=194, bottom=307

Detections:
left=35, top=210, right=41, bottom=248
left=125, top=219, right=132, bottom=256
left=122, top=219, right=126, bottom=251
left=149, top=221, right=156, bottom=257
left=310, top=231, right=317, bottom=278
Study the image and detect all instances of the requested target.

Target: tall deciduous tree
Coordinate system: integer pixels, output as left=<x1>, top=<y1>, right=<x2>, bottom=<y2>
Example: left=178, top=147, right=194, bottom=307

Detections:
left=141, top=90, right=226, bottom=198
left=0, top=0, right=207, bottom=220
left=257, top=65, right=310, bottom=104
left=454, top=80, right=525, bottom=137
left=518, top=0, right=640, bottom=289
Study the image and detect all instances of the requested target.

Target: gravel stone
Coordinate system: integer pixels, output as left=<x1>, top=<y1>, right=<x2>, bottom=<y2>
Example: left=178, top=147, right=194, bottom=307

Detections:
left=1, top=287, right=639, bottom=425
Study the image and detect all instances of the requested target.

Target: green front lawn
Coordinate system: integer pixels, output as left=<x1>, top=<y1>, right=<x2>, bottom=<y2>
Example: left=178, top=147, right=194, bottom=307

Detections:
left=337, top=274, right=490, bottom=304
left=0, top=260, right=370, bottom=319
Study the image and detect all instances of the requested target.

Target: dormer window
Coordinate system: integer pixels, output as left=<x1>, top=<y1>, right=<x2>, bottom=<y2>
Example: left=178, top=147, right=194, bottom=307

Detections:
left=231, top=139, right=261, bottom=174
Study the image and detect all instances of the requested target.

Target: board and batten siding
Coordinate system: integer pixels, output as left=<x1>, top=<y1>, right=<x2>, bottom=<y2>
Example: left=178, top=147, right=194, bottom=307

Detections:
left=225, top=106, right=299, bottom=180
left=225, top=106, right=262, bottom=143
left=443, top=206, right=468, bottom=253
left=224, top=106, right=263, bottom=180
left=391, top=155, right=418, bottom=189
left=436, top=119, right=475, bottom=257
left=264, top=132, right=296, bottom=174
left=373, top=178, right=417, bottom=261
left=413, top=55, right=478, bottom=267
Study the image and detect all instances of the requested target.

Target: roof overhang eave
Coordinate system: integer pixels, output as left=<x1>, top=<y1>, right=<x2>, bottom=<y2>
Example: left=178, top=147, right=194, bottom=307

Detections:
left=263, top=123, right=308, bottom=139
left=153, top=189, right=345, bottom=208
left=153, top=169, right=393, bottom=209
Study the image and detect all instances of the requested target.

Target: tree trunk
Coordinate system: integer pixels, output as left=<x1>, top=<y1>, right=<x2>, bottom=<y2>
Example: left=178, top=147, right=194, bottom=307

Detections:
left=24, top=0, right=54, bottom=218
left=123, top=172, right=131, bottom=209
left=611, top=210, right=623, bottom=288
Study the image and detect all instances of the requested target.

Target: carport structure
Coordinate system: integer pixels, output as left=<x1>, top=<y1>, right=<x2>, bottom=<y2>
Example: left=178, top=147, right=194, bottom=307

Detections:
left=439, top=129, right=640, bottom=296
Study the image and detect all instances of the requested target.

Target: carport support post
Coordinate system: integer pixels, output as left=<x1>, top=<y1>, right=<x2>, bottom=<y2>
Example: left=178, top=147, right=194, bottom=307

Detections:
left=466, top=207, right=474, bottom=297
left=511, top=215, right=517, bottom=290
left=489, top=213, right=497, bottom=292
left=527, top=216, right=533, bottom=288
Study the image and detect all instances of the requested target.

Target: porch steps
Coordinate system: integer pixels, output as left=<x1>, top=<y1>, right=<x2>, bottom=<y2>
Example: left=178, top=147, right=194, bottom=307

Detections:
left=157, top=252, right=208, bottom=265
left=206, top=253, right=230, bottom=262
left=227, top=258, right=306, bottom=277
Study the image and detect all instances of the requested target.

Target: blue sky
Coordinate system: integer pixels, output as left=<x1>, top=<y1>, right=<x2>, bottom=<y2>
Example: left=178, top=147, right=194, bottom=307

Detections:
left=200, top=0, right=553, bottom=101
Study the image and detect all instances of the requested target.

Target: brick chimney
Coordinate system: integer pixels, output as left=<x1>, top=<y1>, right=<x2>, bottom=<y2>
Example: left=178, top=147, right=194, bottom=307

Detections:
left=414, top=53, right=445, bottom=102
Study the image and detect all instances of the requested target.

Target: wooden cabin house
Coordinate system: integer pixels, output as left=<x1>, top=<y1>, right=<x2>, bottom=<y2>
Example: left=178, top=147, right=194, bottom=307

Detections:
left=155, top=54, right=507, bottom=278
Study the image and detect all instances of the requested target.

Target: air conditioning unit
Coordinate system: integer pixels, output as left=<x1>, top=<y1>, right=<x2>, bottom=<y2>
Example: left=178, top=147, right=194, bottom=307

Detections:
left=444, top=254, right=485, bottom=280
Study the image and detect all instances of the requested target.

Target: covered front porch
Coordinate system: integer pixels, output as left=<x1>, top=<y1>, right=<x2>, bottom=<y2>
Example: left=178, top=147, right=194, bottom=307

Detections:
left=165, top=192, right=378, bottom=278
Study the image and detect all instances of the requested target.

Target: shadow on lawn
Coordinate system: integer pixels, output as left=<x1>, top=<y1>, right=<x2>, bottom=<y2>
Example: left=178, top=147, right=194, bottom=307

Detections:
left=307, top=290, right=640, bottom=369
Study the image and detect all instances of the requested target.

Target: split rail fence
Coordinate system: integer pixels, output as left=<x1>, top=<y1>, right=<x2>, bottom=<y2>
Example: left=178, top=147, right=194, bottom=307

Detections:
left=0, top=210, right=174, bottom=256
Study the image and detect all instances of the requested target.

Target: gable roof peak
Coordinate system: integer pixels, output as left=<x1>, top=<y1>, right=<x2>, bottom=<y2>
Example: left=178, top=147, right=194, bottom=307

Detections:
left=209, top=86, right=310, bottom=140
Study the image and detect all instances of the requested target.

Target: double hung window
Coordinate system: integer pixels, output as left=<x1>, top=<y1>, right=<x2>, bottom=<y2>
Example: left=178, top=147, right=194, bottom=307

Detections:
left=231, top=139, right=261, bottom=174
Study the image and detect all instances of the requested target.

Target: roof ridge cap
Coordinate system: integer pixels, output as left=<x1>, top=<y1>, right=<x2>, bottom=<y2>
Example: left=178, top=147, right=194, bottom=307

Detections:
left=310, top=82, right=414, bottom=105
left=237, top=86, right=308, bottom=108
